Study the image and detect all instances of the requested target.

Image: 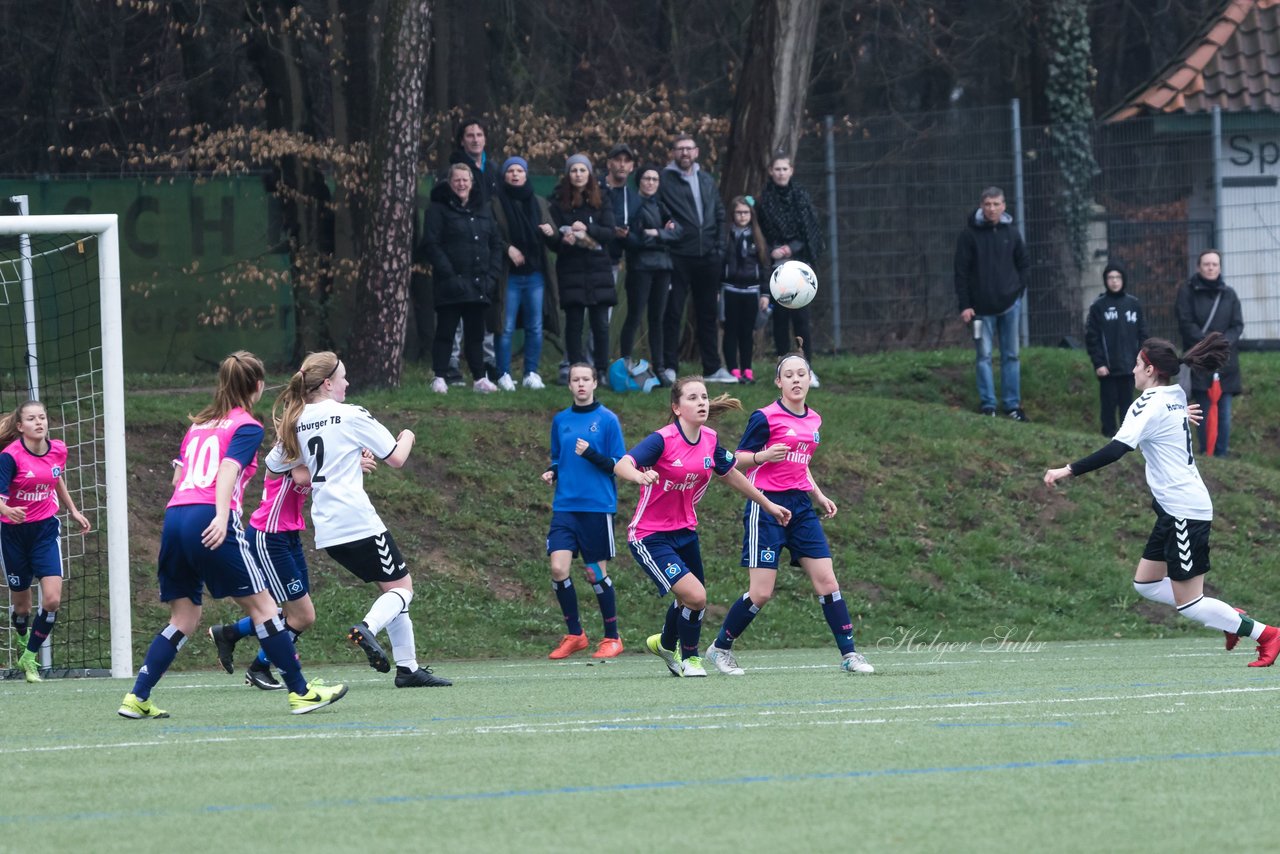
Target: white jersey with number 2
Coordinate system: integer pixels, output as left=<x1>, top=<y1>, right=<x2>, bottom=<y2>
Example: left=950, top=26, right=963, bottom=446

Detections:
left=266, top=398, right=398, bottom=549
left=1112, top=383, right=1212, bottom=521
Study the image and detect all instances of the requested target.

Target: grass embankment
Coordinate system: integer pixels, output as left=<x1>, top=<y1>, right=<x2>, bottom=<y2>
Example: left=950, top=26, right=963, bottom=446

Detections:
left=122, top=348, right=1280, bottom=667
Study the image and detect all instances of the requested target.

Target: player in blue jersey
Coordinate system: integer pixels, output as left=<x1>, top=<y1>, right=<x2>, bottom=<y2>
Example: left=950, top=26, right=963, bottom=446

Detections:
left=541, top=363, right=627, bottom=659
left=704, top=352, right=874, bottom=677
left=119, top=351, right=346, bottom=718
left=1045, top=333, right=1280, bottom=666
left=0, top=400, right=92, bottom=682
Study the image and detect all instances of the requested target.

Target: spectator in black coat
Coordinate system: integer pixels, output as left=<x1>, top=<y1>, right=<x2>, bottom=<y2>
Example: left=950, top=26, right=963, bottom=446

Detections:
left=756, top=153, right=825, bottom=385
left=1176, top=249, right=1244, bottom=457
left=620, top=163, right=682, bottom=377
left=1085, top=263, right=1147, bottom=436
left=545, top=154, right=617, bottom=377
left=422, top=163, right=503, bottom=394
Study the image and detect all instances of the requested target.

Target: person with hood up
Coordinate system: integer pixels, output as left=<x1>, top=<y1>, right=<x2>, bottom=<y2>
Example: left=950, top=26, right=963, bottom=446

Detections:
left=1175, top=249, right=1243, bottom=457
left=1086, top=263, right=1147, bottom=436
left=954, top=186, right=1031, bottom=421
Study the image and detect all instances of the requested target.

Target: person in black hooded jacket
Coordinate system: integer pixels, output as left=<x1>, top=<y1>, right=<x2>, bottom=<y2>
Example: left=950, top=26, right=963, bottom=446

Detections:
left=422, top=163, right=504, bottom=393
left=1175, top=249, right=1244, bottom=457
left=1086, top=263, right=1147, bottom=436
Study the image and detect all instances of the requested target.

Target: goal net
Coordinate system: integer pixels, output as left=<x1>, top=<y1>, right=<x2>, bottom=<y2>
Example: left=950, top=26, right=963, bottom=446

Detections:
left=0, top=211, right=131, bottom=678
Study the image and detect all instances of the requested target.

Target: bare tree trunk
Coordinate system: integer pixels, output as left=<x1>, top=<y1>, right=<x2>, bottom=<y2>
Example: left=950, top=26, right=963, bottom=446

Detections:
left=246, top=1, right=336, bottom=360
left=721, top=0, right=821, bottom=202
left=346, top=0, right=431, bottom=388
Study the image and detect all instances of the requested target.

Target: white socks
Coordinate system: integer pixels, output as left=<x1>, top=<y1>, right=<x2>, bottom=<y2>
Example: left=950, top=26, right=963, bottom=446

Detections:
left=362, top=588, right=413, bottom=635
left=1176, top=596, right=1244, bottom=633
left=385, top=610, right=418, bottom=670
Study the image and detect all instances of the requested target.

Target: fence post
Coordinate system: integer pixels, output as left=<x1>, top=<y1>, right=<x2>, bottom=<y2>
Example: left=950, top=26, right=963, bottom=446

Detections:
left=824, top=114, right=841, bottom=353
left=1212, top=105, right=1222, bottom=249
left=1011, top=98, right=1028, bottom=346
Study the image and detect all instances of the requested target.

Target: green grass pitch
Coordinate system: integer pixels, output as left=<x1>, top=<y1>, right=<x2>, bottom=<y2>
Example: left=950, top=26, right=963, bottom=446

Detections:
left=4, top=639, right=1278, bottom=853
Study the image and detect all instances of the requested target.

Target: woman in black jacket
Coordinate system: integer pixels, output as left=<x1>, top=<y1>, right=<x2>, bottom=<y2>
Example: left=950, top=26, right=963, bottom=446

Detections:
left=423, top=163, right=504, bottom=394
left=620, top=163, right=681, bottom=378
left=757, top=154, right=825, bottom=385
left=1175, top=249, right=1244, bottom=457
left=545, top=154, right=616, bottom=377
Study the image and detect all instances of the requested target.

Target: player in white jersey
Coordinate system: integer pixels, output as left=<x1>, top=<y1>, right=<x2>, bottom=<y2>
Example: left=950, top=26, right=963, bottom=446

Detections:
left=1045, top=333, right=1280, bottom=666
left=269, top=351, right=452, bottom=688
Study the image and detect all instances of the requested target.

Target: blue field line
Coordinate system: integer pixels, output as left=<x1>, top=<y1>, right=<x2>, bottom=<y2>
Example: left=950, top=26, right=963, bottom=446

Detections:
left=4, top=746, right=1280, bottom=824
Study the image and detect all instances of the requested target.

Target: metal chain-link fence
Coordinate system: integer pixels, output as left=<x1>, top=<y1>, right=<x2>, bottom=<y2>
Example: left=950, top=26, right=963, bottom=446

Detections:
left=794, top=103, right=1275, bottom=354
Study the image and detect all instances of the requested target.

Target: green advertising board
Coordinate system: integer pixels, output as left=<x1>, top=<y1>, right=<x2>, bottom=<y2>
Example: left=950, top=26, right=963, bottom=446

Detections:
left=1, top=177, right=292, bottom=372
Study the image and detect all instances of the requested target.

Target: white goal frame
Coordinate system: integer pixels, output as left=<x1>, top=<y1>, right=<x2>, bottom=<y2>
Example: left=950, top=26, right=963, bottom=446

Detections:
left=0, top=214, right=131, bottom=678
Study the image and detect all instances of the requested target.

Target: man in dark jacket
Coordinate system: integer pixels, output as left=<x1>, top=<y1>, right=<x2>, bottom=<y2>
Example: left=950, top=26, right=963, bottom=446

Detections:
left=659, top=135, right=733, bottom=383
left=1175, top=249, right=1244, bottom=457
left=954, top=186, right=1031, bottom=420
left=1085, top=263, right=1147, bottom=436
left=449, top=118, right=501, bottom=205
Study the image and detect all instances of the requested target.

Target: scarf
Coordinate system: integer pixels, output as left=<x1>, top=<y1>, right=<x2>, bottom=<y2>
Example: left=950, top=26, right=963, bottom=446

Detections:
left=498, top=181, right=541, bottom=269
left=757, top=180, right=825, bottom=264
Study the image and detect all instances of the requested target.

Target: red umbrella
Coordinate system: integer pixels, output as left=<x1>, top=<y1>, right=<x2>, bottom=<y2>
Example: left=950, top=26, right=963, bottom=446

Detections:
left=1206, top=372, right=1222, bottom=456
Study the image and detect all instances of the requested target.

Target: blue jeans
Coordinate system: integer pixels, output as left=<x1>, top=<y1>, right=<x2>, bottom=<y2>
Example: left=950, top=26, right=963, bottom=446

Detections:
left=497, top=271, right=544, bottom=376
left=1191, top=390, right=1232, bottom=457
left=973, top=300, right=1021, bottom=412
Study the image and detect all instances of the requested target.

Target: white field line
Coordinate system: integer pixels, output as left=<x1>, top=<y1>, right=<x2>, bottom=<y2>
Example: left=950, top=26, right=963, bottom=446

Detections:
left=3, top=684, right=1275, bottom=756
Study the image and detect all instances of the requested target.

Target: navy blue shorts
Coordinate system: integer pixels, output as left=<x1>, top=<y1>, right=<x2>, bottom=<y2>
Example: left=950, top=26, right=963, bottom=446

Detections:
left=157, top=504, right=265, bottom=605
left=742, top=490, right=831, bottom=569
left=1142, top=499, right=1211, bottom=582
left=325, top=530, right=409, bottom=583
left=247, top=525, right=310, bottom=603
left=628, top=529, right=704, bottom=596
left=2, top=516, right=63, bottom=592
left=546, top=511, right=616, bottom=564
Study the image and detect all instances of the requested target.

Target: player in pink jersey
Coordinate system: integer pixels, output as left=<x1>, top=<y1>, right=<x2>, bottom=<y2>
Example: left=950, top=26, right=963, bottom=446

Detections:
left=0, top=400, right=91, bottom=683
left=615, top=377, right=790, bottom=677
left=209, top=447, right=377, bottom=689
left=705, top=352, right=876, bottom=676
left=119, top=351, right=347, bottom=719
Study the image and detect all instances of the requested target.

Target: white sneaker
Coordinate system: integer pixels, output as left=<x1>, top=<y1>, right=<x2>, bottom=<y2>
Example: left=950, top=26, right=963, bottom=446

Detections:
left=705, top=367, right=739, bottom=383
left=841, top=651, right=874, bottom=674
left=680, top=655, right=707, bottom=677
left=497, top=373, right=516, bottom=392
left=661, top=368, right=677, bottom=386
left=809, top=371, right=821, bottom=388
left=430, top=377, right=448, bottom=394
left=473, top=377, right=498, bottom=394
left=522, top=372, right=545, bottom=390
left=705, top=642, right=745, bottom=676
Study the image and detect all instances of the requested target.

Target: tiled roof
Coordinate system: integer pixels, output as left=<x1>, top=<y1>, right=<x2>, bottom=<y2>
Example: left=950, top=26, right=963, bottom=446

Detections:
left=1107, top=0, right=1280, bottom=120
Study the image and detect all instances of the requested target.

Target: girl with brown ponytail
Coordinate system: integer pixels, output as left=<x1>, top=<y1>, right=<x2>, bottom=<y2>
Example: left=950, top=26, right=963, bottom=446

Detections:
left=1044, top=333, right=1280, bottom=667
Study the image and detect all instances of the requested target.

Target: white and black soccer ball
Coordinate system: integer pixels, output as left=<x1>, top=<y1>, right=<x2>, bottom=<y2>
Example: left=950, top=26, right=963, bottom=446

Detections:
left=769, top=260, right=818, bottom=309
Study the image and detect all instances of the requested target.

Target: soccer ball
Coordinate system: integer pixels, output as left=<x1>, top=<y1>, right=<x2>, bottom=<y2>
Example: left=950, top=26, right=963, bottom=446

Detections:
left=769, top=260, right=818, bottom=309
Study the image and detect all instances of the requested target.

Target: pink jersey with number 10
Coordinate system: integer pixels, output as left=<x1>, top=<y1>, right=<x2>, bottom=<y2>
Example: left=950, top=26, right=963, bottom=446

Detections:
left=166, top=407, right=261, bottom=513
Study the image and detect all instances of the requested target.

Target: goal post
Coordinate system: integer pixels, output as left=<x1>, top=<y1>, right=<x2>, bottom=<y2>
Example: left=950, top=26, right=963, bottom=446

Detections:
left=0, top=212, right=131, bottom=678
